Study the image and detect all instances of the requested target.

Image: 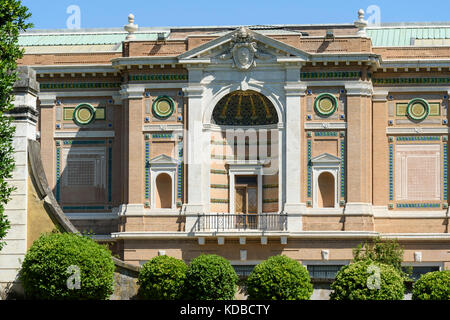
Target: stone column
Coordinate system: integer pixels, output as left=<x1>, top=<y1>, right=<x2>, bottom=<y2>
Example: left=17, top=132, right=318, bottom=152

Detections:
left=343, top=82, right=375, bottom=230
left=0, top=67, right=39, bottom=298
left=283, top=66, right=307, bottom=232
left=119, top=84, right=145, bottom=215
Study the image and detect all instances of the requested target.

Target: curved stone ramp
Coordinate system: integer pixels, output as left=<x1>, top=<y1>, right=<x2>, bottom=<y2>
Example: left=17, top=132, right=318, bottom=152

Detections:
left=27, top=139, right=140, bottom=300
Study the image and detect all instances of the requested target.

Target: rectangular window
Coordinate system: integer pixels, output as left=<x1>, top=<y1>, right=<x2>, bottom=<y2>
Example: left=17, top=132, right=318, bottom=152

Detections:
left=395, top=144, right=441, bottom=201
left=232, top=265, right=255, bottom=278
left=402, top=266, right=440, bottom=281
left=307, top=265, right=344, bottom=280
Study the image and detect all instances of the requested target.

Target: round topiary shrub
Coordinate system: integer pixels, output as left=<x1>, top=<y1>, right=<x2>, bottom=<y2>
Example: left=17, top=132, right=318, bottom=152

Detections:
left=20, top=232, right=115, bottom=300
left=330, top=260, right=405, bottom=300
left=183, top=254, right=238, bottom=300
left=246, top=255, right=313, bottom=300
left=138, top=255, right=187, bottom=300
left=412, top=270, right=450, bottom=300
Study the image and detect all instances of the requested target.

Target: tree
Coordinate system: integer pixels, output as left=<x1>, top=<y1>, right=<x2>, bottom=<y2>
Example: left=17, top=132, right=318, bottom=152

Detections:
left=183, top=254, right=238, bottom=300
left=246, top=255, right=313, bottom=300
left=330, top=260, right=405, bottom=300
left=412, top=270, right=450, bottom=300
left=138, top=255, right=187, bottom=300
left=353, top=237, right=410, bottom=278
left=20, top=232, right=115, bottom=300
left=0, top=0, right=33, bottom=251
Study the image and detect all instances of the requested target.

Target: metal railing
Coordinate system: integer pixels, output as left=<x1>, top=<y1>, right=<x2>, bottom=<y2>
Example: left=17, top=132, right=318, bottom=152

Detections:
left=196, top=213, right=287, bottom=231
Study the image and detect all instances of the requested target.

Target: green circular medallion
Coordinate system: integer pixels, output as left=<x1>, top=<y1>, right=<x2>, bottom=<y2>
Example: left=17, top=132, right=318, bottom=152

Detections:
left=73, top=103, right=95, bottom=125
left=152, top=96, right=175, bottom=120
left=314, top=93, right=338, bottom=117
left=407, top=98, right=429, bottom=121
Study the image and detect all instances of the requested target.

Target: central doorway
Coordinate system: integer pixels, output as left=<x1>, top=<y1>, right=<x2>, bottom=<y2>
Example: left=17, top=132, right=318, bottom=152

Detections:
left=235, top=175, right=258, bottom=228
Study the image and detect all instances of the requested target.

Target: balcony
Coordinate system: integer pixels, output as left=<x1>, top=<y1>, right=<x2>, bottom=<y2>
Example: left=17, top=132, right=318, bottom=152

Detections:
left=195, top=213, right=287, bottom=232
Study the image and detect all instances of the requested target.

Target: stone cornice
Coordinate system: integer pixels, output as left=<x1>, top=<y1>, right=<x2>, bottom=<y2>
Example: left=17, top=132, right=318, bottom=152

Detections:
left=119, top=84, right=145, bottom=99
left=182, top=86, right=203, bottom=97
left=386, top=127, right=449, bottom=135
left=304, top=122, right=347, bottom=130
left=38, top=93, right=56, bottom=107
left=344, top=82, right=373, bottom=96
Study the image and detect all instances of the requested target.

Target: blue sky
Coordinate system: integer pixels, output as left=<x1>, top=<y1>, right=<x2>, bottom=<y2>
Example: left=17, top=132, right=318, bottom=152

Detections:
left=22, top=0, right=450, bottom=30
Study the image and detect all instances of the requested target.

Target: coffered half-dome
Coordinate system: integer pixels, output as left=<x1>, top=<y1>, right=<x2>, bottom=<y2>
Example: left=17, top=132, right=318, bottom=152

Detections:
left=212, top=90, right=279, bottom=126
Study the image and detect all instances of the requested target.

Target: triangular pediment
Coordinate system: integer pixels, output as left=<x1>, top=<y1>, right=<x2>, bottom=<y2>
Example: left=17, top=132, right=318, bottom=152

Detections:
left=311, top=153, right=341, bottom=163
left=177, top=27, right=310, bottom=64
left=149, top=154, right=177, bottom=165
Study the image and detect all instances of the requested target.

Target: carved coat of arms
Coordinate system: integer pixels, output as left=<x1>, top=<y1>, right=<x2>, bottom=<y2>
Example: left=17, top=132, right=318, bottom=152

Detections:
left=218, top=27, right=271, bottom=71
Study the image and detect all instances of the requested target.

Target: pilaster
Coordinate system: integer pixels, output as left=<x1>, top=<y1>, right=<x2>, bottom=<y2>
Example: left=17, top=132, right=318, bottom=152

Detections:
left=121, top=85, right=145, bottom=209
left=183, top=82, right=205, bottom=215
left=372, top=91, right=389, bottom=206
left=283, top=68, right=307, bottom=231
left=344, top=82, right=374, bottom=230
left=0, top=67, right=39, bottom=294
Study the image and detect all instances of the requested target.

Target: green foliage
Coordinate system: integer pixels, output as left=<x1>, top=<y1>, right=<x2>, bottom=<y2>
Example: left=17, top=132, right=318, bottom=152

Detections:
left=0, top=0, right=32, bottom=251
left=246, top=255, right=313, bottom=300
left=138, top=255, right=187, bottom=300
left=19, top=232, right=115, bottom=300
left=183, top=254, right=238, bottom=300
left=353, top=237, right=411, bottom=281
left=412, top=270, right=450, bottom=300
left=330, top=260, right=405, bottom=300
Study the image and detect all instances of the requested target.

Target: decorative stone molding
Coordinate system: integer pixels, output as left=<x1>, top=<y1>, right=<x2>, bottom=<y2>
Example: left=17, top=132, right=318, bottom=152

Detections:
left=321, top=249, right=330, bottom=261
left=119, top=85, right=145, bottom=99
left=344, top=203, right=374, bottom=216
left=218, top=27, right=272, bottom=71
left=38, top=93, right=56, bottom=107
left=414, top=252, right=422, bottom=262
left=345, top=82, right=373, bottom=96
left=240, top=250, right=247, bottom=261
left=304, top=122, right=347, bottom=130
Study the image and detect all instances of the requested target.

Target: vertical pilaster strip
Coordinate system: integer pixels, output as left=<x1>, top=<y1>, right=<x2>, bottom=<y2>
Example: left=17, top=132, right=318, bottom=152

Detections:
left=307, top=139, right=312, bottom=199
left=389, top=143, right=394, bottom=201
left=108, top=145, right=112, bottom=202
left=145, top=141, right=150, bottom=200
left=56, top=146, right=61, bottom=202
left=444, top=143, right=448, bottom=201
left=177, top=140, right=183, bottom=201
left=340, top=139, right=346, bottom=198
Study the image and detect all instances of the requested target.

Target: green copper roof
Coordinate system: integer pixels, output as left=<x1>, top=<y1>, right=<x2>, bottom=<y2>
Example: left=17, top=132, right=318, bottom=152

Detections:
left=367, top=27, right=450, bottom=47
left=18, top=31, right=169, bottom=46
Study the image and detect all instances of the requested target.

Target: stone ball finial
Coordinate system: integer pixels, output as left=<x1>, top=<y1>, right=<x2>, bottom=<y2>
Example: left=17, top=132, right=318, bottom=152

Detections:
left=358, top=9, right=365, bottom=20
left=354, top=8, right=368, bottom=36
left=124, top=13, right=138, bottom=40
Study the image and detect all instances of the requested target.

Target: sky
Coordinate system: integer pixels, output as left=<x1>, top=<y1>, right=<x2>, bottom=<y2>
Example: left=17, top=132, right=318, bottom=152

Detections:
left=22, top=0, right=450, bottom=30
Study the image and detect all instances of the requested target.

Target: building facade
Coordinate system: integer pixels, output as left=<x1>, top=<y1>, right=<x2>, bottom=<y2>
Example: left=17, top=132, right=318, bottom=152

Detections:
left=14, top=11, right=450, bottom=280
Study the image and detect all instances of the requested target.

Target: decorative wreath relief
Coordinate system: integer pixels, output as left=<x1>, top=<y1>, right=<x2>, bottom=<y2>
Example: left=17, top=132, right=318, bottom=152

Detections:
left=407, top=98, right=429, bottom=121
left=73, top=103, right=95, bottom=125
left=314, top=93, right=338, bottom=117
left=152, top=96, right=175, bottom=120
